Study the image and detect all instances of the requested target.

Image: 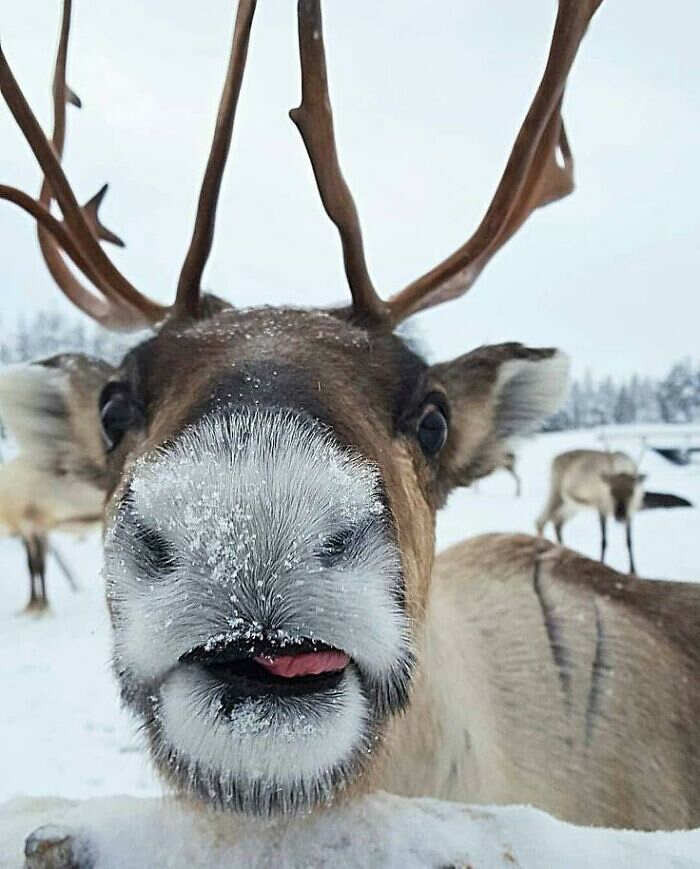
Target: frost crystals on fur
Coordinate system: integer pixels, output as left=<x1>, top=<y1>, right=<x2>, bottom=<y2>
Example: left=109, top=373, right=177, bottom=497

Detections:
left=103, top=409, right=413, bottom=814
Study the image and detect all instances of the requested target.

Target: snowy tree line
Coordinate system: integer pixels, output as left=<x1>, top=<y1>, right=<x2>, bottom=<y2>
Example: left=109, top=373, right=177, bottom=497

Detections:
left=0, top=311, right=133, bottom=368
left=545, top=359, right=700, bottom=430
left=0, top=312, right=698, bottom=436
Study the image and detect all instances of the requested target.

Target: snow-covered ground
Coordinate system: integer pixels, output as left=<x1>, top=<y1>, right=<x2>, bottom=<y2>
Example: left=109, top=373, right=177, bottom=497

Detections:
left=1, top=426, right=699, bottom=866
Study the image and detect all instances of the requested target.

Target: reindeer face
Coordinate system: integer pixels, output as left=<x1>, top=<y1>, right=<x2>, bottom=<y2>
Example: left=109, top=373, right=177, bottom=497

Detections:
left=107, top=415, right=412, bottom=813
left=98, top=308, right=429, bottom=814
left=603, top=472, right=646, bottom=522
left=0, top=306, right=564, bottom=815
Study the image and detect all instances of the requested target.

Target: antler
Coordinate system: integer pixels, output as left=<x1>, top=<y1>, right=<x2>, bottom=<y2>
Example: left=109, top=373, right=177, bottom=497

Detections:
left=0, top=0, right=166, bottom=329
left=175, top=0, right=257, bottom=318
left=386, top=0, right=602, bottom=324
left=290, top=0, right=387, bottom=323
left=0, top=0, right=257, bottom=330
left=292, top=0, right=603, bottom=326
left=35, top=0, right=140, bottom=327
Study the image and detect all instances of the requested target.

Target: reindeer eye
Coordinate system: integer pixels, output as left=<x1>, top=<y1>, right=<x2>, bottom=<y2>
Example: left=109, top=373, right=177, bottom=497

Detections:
left=318, top=527, right=355, bottom=566
left=417, top=401, right=448, bottom=456
left=99, top=382, right=143, bottom=451
left=139, top=527, right=177, bottom=574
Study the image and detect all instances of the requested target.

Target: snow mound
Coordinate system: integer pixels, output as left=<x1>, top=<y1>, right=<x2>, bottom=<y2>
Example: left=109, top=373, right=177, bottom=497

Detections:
left=3, top=792, right=700, bottom=868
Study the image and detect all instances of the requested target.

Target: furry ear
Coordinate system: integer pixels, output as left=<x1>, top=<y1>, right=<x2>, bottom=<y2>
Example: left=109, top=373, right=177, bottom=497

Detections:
left=0, top=354, right=115, bottom=490
left=426, top=343, right=569, bottom=500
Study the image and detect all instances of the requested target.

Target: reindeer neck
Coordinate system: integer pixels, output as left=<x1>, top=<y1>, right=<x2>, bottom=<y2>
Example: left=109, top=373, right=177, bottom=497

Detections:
left=376, top=566, right=496, bottom=803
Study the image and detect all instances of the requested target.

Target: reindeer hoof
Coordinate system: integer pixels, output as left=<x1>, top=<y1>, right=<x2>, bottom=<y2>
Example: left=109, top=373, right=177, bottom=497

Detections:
left=24, top=825, right=93, bottom=869
left=22, top=600, right=50, bottom=617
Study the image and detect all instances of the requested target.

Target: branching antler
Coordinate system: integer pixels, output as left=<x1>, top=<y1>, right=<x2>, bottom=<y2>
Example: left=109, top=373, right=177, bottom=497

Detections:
left=291, top=0, right=603, bottom=326
left=35, top=0, right=139, bottom=327
left=0, top=0, right=166, bottom=329
left=386, top=0, right=602, bottom=324
left=0, top=0, right=257, bottom=330
left=2, top=0, right=602, bottom=333
left=175, top=0, right=257, bottom=319
left=290, top=0, right=387, bottom=324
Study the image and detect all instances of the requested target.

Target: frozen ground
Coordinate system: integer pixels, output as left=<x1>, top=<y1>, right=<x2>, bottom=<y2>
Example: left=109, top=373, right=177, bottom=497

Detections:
left=1, top=426, right=698, bottom=865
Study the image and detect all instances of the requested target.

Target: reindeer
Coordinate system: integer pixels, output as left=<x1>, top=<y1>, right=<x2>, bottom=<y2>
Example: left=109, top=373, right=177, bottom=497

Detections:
left=6, top=0, right=699, bottom=834
left=0, top=458, right=94, bottom=611
left=536, top=449, right=646, bottom=574
left=0, top=356, right=111, bottom=610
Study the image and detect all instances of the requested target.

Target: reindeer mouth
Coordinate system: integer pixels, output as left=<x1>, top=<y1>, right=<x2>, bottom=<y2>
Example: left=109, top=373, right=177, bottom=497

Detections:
left=180, top=637, right=350, bottom=701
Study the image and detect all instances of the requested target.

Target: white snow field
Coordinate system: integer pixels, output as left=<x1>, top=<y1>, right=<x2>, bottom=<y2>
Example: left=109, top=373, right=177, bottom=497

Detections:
left=1, top=426, right=699, bottom=866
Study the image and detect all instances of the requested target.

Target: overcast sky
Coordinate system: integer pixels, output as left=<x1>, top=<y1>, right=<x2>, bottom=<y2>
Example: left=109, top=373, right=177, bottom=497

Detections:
left=1, top=1, right=698, bottom=379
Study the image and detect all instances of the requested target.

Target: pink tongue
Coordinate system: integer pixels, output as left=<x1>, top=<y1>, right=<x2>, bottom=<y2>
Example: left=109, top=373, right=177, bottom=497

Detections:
left=254, top=651, right=349, bottom=679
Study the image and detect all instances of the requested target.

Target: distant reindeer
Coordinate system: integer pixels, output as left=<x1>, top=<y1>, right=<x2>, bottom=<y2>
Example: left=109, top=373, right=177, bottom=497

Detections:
left=536, top=449, right=645, bottom=573
left=0, top=458, right=102, bottom=611
left=0, top=356, right=111, bottom=611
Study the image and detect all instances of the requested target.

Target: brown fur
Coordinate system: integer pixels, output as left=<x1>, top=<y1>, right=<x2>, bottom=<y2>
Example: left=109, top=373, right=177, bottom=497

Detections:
left=379, top=534, right=700, bottom=830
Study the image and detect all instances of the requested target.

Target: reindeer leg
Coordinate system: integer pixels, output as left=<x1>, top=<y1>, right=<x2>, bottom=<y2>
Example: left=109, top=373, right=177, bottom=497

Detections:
left=512, top=468, right=522, bottom=498
left=537, top=492, right=563, bottom=539
left=36, top=534, right=48, bottom=608
left=24, top=535, right=48, bottom=613
left=626, top=519, right=636, bottom=575
left=599, top=512, right=607, bottom=564
left=23, top=536, right=38, bottom=611
left=554, top=520, right=564, bottom=544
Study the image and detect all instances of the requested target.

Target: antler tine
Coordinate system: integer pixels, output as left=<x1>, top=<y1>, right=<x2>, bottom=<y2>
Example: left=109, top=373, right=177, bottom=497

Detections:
left=290, top=0, right=388, bottom=324
left=0, top=0, right=166, bottom=330
left=35, top=0, right=134, bottom=327
left=175, top=0, right=257, bottom=319
left=41, top=4, right=124, bottom=249
left=386, top=0, right=604, bottom=325
left=0, top=184, right=133, bottom=327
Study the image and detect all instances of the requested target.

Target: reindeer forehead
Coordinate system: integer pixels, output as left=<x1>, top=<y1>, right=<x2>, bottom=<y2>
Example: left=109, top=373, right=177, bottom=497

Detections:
left=122, top=307, right=427, bottom=447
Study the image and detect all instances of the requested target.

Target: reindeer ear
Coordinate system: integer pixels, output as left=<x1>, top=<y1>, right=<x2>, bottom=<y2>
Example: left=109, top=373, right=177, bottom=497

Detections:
left=426, top=343, right=569, bottom=499
left=0, top=354, right=115, bottom=491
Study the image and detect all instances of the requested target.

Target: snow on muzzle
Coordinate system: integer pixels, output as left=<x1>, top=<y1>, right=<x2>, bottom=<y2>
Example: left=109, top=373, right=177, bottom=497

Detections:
left=106, top=410, right=414, bottom=705
left=103, top=411, right=417, bottom=813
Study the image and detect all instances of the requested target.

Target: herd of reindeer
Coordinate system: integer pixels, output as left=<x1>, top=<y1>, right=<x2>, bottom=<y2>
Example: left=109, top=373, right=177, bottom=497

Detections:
left=2, top=0, right=700, bottom=854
